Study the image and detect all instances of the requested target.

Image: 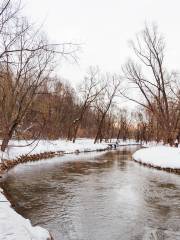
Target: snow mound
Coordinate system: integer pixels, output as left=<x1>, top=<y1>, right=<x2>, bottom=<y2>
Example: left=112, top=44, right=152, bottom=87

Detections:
left=133, top=146, right=180, bottom=169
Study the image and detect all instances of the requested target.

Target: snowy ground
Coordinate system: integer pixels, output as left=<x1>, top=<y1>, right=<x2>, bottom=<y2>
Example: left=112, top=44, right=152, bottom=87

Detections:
left=133, top=146, right=180, bottom=169
left=0, top=138, right=139, bottom=162
left=0, top=138, right=108, bottom=161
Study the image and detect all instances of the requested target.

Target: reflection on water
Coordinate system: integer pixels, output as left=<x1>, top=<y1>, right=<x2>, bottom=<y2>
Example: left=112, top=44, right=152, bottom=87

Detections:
left=1, top=146, right=180, bottom=240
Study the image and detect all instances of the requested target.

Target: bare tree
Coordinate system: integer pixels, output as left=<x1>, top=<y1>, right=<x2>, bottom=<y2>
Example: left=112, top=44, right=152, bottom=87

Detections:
left=116, top=109, right=131, bottom=142
left=94, top=74, right=122, bottom=143
left=71, top=66, right=103, bottom=142
left=123, top=24, right=180, bottom=145
left=0, top=0, right=78, bottom=152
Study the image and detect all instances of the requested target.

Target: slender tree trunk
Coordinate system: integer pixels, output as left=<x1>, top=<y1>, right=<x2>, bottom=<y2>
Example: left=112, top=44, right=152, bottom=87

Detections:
left=1, top=122, right=18, bottom=152
left=1, top=136, right=11, bottom=152
left=94, top=115, right=105, bottom=144
left=116, top=128, right=121, bottom=142
left=72, top=107, right=86, bottom=143
left=72, top=121, right=80, bottom=143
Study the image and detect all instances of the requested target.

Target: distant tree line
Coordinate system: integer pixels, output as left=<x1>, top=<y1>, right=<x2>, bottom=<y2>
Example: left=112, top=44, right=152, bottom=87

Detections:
left=0, top=65, right=130, bottom=144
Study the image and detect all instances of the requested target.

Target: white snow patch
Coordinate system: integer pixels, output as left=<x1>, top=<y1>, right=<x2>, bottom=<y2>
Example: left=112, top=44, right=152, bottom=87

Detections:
left=133, top=146, right=180, bottom=169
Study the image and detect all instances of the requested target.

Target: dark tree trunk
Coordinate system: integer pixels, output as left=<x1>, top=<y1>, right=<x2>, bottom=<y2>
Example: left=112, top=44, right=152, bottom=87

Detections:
left=1, top=122, right=18, bottom=152
left=72, top=120, right=80, bottom=143
left=94, top=115, right=105, bottom=144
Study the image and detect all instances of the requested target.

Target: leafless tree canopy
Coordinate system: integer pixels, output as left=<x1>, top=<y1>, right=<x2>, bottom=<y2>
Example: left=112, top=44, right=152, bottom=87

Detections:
left=0, top=0, right=79, bottom=151
left=123, top=24, right=180, bottom=144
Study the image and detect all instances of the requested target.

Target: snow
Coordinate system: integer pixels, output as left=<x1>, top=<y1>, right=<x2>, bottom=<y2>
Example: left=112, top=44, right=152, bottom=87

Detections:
left=133, top=146, right=180, bottom=169
left=0, top=138, right=139, bottom=162
left=0, top=138, right=109, bottom=162
left=0, top=188, right=51, bottom=240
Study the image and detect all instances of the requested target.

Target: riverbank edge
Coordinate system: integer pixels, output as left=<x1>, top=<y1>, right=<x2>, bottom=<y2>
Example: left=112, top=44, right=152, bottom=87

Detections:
left=132, top=146, right=180, bottom=174
left=133, top=158, right=180, bottom=174
left=0, top=142, right=140, bottom=240
left=0, top=147, right=109, bottom=175
left=0, top=141, right=141, bottom=175
left=0, top=186, right=53, bottom=240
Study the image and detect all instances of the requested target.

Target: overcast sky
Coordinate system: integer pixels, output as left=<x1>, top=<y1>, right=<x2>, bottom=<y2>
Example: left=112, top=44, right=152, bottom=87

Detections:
left=22, top=0, right=180, bottom=86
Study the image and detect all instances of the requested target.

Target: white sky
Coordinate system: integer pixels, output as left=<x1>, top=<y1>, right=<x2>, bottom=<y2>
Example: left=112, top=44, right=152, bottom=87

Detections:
left=22, top=0, right=180, bottom=87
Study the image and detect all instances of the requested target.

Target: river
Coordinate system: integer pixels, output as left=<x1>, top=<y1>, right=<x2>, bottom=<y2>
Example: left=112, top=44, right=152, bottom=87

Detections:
left=1, top=146, right=180, bottom=240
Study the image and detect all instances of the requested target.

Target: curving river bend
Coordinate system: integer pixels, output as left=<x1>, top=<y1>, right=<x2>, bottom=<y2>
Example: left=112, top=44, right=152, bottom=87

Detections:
left=1, top=146, right=180, bottom=240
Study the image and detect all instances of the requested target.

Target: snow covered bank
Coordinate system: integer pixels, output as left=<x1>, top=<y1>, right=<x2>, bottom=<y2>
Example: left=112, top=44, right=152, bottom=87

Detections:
left=0, top=138, right=140, bottom=162
left=133, top=146, right=180, bottom=170
left=0, top=188, right=51, bottom=240
left=0, top=138, right=108, bottom=162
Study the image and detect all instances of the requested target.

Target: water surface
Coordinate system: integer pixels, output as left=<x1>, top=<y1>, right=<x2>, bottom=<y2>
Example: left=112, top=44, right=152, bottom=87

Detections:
left=1, top=147, right=180, bottom=240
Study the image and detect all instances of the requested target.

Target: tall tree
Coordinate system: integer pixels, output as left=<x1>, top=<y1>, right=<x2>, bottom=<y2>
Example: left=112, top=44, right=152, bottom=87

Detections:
left=0, top=0, right=78, bottom=152
left=94, top=74, right=122, bottom=143
left=71, top=67, right=104, bottom=142
left=123, top=24, right=180, bottom=144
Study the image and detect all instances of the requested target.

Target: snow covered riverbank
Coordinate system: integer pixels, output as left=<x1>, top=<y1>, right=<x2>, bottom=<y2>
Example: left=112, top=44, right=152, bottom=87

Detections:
left=0, top=138, right=139, bottom=162
left=133, top=146, right=180, bottom=170
left=0, top=188, right=52, bottom=240
left=0, top=138, right=109, bottom=162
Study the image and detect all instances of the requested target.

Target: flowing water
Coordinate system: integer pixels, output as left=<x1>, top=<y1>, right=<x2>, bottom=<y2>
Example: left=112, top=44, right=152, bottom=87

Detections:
left=1, top=146, right=180, bottom=240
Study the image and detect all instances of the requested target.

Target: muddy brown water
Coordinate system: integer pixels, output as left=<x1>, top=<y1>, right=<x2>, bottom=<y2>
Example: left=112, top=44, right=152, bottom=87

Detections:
left=1, top=146, right=180, bottom=240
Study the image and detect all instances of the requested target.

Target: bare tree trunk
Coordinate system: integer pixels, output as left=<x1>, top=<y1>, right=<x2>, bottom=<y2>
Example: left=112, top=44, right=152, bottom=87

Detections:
left=94, top=114, right=105, bottom=143
left=72, top=111, right=85, bottom=143
left=1, top=122, right=18, bottom=152
left=72, top=120, right=80, bottom=143
left=116, top=128, right=121, bottom=142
